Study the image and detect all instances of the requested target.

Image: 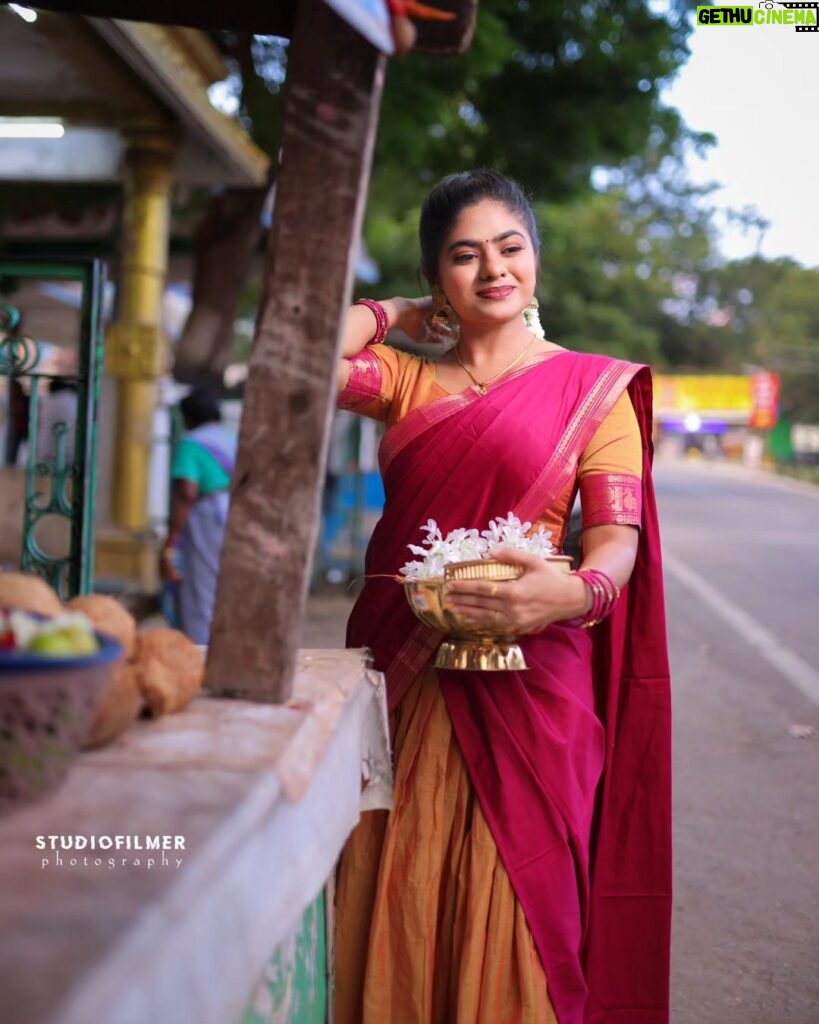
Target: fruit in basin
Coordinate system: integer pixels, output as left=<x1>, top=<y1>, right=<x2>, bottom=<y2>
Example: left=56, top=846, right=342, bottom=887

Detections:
left=1, top=609, right=99, bottom=657
left=29, top=624, right=98, bottom=657
left=0, top=606, right=123, bottom=810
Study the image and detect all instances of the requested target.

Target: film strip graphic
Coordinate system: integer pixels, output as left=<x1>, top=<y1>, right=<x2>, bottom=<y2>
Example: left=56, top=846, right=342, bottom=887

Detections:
left=773, top=1, right=819, bottom=31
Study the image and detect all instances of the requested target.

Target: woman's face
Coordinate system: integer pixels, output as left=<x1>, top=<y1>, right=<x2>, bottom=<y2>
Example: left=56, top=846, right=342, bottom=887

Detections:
left=435, top=199, right=537, bottom=329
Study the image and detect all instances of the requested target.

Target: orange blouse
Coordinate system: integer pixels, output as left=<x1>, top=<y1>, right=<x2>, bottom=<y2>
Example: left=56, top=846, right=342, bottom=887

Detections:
left=339, top=345, right=643, bottom=546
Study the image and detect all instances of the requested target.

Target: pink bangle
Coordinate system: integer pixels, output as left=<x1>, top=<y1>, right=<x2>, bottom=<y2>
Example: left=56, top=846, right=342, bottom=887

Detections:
left=354, top=299, right=389, bottom=345
left=564, top=569, right=621, bottom=629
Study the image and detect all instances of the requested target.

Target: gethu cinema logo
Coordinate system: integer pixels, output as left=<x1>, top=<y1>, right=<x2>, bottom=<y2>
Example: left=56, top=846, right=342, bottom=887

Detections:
left=696, top=3, right=819, bottom=30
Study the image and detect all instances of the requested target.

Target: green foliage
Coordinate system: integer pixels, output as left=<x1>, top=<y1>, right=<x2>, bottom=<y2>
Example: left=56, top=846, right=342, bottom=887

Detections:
left=532, top=148, right=717, bottom=365
left=209, top=2, right=706, bottom=328
left=690, top=257, right=819, bottom=420
left=205, top=8, right=819, bottom=425
left=215, top=2, right=697, bottom=195
left=365, top=205, right=425, bottom=299
left=362, top=0, right=708, bottom=315
left=374, top=0, right=695, bottom=199
left=535, top=191, right=665, bottom=361
left=209, top=31, right=287, bottom=155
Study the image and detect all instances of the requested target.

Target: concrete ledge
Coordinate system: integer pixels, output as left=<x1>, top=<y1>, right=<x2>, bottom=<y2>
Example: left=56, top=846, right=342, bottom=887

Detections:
left=0, top=648, right=389, bottom=1024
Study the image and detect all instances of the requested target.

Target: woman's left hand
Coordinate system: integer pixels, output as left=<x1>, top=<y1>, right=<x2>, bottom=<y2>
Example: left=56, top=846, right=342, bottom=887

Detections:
left=443, top=547, right=589, bottom=634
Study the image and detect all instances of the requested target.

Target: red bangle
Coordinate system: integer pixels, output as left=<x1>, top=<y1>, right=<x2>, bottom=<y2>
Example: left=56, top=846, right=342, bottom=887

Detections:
left=354, top=299, right=389, bottom=345
left=564, top=569, right=621, bottom=628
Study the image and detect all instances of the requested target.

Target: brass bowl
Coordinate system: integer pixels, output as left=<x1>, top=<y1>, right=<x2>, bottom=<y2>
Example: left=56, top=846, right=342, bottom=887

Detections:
left=403, top=556, right=573, bottom=671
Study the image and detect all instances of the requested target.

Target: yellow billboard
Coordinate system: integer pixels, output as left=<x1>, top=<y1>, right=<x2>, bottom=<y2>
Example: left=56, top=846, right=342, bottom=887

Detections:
left=654, top=375, right=753, bottom=423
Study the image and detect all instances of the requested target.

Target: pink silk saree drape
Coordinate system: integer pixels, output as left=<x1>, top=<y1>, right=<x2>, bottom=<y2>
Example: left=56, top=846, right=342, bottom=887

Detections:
left=346, top=351, right=671, bottom=1024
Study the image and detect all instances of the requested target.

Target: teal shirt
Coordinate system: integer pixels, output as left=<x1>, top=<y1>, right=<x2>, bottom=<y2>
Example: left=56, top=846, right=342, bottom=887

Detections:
left=171, top=438, right=231, bottom=496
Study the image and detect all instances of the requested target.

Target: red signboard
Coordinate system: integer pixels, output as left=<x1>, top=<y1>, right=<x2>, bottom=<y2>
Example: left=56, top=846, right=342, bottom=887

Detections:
left=749, top=371, right=780, bottom=429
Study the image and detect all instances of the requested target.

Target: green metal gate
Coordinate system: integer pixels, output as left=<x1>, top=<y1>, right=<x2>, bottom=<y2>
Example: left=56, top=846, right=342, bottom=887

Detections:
left=0, top=260, right=106, bottom=599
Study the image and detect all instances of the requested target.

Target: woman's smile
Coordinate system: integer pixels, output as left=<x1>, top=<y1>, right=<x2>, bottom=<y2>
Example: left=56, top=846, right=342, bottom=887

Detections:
left=476, top=286, right=515, bottom=300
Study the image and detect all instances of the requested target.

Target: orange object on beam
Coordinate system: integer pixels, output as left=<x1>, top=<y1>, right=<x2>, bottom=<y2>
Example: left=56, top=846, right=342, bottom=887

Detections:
left=388, top=0, right=456, bottom=20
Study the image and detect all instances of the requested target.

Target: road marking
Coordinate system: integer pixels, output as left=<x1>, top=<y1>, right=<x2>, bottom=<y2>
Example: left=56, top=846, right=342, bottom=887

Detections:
left=664, top=552, right=819, bottom=708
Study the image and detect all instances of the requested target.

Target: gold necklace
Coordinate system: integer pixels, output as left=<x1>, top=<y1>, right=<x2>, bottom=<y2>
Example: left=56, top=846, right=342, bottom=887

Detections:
left=454, top=335, right=537, bottom=396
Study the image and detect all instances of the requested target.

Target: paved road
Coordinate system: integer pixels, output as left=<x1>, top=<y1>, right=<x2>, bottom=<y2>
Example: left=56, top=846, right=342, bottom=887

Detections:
left=656, top=461, right=819, bottom=1024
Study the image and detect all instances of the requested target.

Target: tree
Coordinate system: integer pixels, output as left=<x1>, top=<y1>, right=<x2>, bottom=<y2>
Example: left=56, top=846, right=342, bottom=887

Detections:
left=175, top=1, right=700, bottom=382
left=693, top=256, right=819, bottom=420
left=374, top=0, right=695, bottom=200
left=527, top=151, right=715, bottom=363
left=365, top=1, right=700, bottom=282
left=173, top=32, right=284, bottom=387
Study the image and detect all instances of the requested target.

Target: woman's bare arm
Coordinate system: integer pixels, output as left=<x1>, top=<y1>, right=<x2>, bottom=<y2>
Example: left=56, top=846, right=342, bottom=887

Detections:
left=338, top=297, right=438, bottom=394
left=578, top=523, right=639, bottom=589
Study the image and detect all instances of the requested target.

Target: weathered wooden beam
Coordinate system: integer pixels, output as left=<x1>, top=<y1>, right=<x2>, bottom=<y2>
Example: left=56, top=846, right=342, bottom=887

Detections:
left=414, top=0, right=477, bottom=54
left=26, top=1, right=295, bottom=35
left=205, top=0, right=385, bottom=701
left=30, top=1, right=477, bottom=51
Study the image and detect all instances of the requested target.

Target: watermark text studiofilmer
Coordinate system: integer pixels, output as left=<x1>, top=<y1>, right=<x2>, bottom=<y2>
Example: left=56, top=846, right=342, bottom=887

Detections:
left=37, top=834, right=186, bottom=870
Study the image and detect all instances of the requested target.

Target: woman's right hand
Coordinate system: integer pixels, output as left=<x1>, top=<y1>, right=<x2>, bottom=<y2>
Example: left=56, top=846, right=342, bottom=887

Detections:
left=340, top=296, right=454, bottom=364
left=338, top=295, right=456, bottom=393
left=388, top=296, right=455, bottom=349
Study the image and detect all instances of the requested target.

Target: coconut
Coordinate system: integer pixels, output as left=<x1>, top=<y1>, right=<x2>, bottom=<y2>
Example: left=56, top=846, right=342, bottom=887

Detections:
left=136, top=628, right=204, bottom=716
left=83, top=662, right=145, bottom=750
left=0, top=572, right=63, bottom=618
left=66, top=594, right=137, bottom=659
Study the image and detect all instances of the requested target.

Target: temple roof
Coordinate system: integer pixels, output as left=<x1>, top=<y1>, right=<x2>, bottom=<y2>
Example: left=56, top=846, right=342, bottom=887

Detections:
left=0, top=8, right=269, bottom=186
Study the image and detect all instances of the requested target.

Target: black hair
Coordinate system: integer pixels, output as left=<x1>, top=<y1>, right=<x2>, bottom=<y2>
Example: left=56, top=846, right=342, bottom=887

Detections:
left=179, top=388, right=221, bottom=430
left=419, top=169, right=541, bottom=282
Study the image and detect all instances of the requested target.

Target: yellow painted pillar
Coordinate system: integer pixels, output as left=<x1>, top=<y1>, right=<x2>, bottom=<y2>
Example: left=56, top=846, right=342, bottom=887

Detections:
left=97, top=121, right=175, bottom=585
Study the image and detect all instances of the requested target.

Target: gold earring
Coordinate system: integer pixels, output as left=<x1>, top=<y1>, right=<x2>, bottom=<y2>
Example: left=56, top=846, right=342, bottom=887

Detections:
left=431, top=288, right=450, bottom=327
left=525, top=297, right=539, bottom=312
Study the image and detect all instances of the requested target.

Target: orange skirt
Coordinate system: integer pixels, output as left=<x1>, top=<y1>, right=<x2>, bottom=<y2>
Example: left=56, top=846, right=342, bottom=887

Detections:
left=334, top=668, right=558, bottom=1024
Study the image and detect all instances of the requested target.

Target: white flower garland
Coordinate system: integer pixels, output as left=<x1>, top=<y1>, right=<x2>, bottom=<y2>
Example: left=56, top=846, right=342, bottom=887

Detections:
left=523, top=303, right=545, bottom=340
left=399, top=513, right=555, bottom=580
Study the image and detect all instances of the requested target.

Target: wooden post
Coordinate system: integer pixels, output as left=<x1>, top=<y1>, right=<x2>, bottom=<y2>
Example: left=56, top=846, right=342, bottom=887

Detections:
left=205, top=0, right=385, bottom=701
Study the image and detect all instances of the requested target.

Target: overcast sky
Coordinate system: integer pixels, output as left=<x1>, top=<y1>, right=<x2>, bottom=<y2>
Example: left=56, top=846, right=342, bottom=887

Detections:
left=662, top=18, right=819, bottom=268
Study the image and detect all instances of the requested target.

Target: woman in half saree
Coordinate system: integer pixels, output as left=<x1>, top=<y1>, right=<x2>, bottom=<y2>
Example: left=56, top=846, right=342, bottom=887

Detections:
left=333, top=171, right=671, bottom=1024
